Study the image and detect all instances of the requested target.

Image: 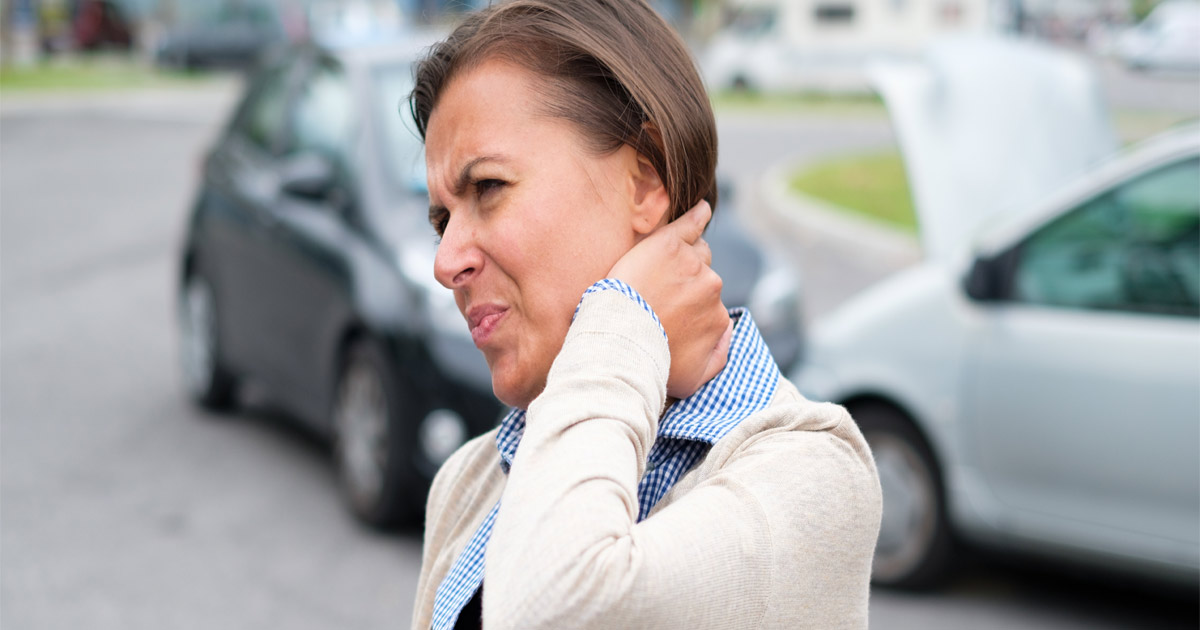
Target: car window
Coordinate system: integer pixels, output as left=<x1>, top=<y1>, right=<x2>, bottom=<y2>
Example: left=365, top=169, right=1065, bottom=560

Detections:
left=216, top=1, right=276, bottom=27
left=291, top=58, right=354, bottom=167
left=723, top=6, right=777, bottom=38
left=1013, top=156, right=1200, bottom=317
left=236, top=63, right=292, bottom=155
left=371, top=62, right=426, bottom=193
left=814, top=3, right=855, bottom=24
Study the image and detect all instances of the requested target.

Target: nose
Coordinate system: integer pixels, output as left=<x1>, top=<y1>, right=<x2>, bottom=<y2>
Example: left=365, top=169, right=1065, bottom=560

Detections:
left=433, top=214, right=482, bottom=290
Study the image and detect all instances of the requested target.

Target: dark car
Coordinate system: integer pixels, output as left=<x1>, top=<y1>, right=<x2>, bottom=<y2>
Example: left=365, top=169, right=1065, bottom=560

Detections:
left=177, top=33, right=804, bottom=528
left=155, top=2, right=284, bottom=72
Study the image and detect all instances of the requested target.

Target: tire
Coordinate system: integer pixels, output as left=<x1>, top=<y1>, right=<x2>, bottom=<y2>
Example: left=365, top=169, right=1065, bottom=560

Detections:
left=332, top=338, right=421, bottom=528
left=179, top=270, right=238, bottom=410
left=853, top=401, right=954, bottom=589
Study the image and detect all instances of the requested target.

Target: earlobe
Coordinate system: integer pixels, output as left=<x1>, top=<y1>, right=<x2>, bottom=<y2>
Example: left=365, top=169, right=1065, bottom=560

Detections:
left=630, top=151, right=670, bottom=236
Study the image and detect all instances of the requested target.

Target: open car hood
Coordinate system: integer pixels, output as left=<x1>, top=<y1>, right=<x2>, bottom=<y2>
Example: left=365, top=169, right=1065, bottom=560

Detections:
left=868, top=37, right=1119, bottom=261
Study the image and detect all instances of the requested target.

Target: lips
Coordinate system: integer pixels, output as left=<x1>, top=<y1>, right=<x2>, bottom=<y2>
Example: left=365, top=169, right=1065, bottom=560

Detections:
left=466, top=303, right=509, bottom=347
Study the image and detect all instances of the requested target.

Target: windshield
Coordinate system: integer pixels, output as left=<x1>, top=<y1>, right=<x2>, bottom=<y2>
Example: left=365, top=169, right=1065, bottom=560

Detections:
left=723, top=6, right=777, bottom=38
left=372, top=62, right=428, bottom=195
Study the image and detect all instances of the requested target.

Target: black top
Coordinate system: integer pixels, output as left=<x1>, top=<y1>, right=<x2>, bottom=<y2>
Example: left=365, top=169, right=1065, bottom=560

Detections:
left=453, top=586, right=482, bottom=630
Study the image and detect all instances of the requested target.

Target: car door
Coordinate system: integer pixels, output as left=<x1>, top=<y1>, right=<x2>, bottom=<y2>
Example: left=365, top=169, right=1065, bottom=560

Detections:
left=204, top=57, right=299, bottom=376
left=964, top=156, right=1200, bottom=573
left=249, top=54, right=359, bottom=419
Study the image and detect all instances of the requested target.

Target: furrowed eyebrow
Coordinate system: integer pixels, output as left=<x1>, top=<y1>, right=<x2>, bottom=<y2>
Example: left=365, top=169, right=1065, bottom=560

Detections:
left=427, top=155, right=511, bottom=226
left=453, top=155, right=507, bottom=195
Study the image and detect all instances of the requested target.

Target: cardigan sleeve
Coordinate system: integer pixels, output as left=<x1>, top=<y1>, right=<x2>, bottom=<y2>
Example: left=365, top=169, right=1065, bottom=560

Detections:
left=483, top=288, right=858, bottom=630
left=483, top=288, right=879, bottom=629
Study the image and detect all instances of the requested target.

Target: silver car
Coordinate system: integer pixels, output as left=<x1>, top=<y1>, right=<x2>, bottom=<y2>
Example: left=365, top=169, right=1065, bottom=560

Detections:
left=795, top=37, right=1199, bottom=588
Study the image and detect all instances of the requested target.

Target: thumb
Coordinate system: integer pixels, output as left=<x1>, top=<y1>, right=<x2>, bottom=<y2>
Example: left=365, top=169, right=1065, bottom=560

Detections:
left=670, top=200, right=711, bottom=245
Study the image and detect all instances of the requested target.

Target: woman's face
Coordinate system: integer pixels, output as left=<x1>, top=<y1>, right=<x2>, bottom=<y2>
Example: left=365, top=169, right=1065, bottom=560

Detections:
left=425, top=59, right=650, bottom=409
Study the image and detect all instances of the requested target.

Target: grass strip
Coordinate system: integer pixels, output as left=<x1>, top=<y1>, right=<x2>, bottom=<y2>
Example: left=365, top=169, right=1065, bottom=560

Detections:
left=710, top=89, right=885, bottom=117
left=787, top=150, right=917, bottom=233
left=0, top=56, right=215, bottom=92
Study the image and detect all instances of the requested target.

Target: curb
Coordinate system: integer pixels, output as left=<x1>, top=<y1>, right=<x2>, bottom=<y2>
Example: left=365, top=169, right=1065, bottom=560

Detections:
left=757, top=159, right=922, bottom=268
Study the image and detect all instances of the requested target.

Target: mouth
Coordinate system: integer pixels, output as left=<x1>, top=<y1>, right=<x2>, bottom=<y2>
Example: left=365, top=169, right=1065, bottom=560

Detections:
left=466, top=303, right=509, bottom=347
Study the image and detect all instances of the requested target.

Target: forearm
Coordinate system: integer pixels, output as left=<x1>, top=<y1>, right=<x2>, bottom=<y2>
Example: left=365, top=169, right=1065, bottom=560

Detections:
left=483, top=288, right=668, bottom=628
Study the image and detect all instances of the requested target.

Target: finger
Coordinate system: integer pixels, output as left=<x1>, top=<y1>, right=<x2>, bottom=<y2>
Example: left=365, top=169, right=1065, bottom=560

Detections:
left=671, top=200, right=711, bottom=245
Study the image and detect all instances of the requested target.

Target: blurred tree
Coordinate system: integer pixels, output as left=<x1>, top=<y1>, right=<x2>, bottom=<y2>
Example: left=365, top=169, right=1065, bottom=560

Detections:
left=1131, top=0, right=1159, bottom=21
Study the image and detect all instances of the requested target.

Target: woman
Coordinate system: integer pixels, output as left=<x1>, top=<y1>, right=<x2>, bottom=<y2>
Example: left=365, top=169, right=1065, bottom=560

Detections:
left=408, top=1, right=882, bottom=628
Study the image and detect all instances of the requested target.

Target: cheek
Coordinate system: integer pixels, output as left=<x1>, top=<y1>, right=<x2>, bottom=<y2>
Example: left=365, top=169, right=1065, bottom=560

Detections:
left=494, top=185, right=578, bottom=273
left=495, top=174, right=633, bottom=315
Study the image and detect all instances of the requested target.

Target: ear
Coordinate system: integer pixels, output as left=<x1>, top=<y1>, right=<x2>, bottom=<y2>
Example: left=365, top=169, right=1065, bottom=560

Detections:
left=628, top=148, right=670, bottom=236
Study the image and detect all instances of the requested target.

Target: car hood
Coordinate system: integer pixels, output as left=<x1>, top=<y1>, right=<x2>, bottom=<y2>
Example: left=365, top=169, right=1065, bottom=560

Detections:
left=868, top=37, right=1119, bottom=261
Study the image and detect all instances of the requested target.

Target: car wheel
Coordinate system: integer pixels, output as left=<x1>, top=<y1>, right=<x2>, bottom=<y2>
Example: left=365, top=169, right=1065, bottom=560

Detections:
left=179, top=270, right=238, bottom=410
left=853, top=401, right=953, bottom=589
left=333, top=338, right=420, bottom=528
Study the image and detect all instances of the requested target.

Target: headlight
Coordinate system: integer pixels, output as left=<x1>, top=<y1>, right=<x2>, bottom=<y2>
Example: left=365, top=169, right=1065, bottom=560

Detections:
left=398, top=245, right=470, bottom=341
left=397, top=239, right=493, bottom=393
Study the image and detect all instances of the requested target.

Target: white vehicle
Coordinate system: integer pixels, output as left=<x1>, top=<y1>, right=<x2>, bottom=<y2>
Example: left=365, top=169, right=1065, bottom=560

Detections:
left=1116, top=0, right=1200, bottom=73
left=794, top=37, right=1200, bottom=588
left=700, top=0, right=997, bottom=93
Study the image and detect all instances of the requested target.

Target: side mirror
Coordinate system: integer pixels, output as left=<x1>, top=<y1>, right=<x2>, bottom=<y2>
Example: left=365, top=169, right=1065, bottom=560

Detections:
left=963, top=255, right=1001, bottom=302
left=280, top=152, right=337, bottom=201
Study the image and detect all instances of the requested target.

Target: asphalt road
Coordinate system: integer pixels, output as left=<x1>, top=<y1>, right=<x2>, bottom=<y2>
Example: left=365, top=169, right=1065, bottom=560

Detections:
left=2, top=77, right=1196, bottom=630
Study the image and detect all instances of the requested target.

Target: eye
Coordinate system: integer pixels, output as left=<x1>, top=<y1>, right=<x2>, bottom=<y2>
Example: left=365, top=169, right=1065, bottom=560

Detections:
left=474, top=178, right=506, bottom=197
left=430, top=207, right=449, bottom=238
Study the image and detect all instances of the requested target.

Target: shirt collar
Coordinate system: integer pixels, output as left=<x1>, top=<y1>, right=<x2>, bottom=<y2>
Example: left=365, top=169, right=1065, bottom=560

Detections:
left=494, top=307, right=781, bottom=472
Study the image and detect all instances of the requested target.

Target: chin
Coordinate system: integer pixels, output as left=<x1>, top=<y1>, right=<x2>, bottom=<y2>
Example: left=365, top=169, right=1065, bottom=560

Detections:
left=491, top=380, right=531, bottom=411
left=490, top=369, right=541, bottom=411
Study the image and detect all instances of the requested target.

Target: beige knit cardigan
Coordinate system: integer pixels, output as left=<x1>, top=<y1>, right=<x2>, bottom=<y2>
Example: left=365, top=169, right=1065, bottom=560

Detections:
left=412, top=290, right=882, bottom=630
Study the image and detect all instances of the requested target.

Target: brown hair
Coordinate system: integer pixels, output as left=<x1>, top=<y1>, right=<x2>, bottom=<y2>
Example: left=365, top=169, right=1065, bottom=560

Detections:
left=409, top=0, right=718, bottom=220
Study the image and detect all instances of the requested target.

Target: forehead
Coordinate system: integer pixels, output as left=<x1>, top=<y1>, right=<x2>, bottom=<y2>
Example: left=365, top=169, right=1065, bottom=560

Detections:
left=425, top=59, right=548, bottom=161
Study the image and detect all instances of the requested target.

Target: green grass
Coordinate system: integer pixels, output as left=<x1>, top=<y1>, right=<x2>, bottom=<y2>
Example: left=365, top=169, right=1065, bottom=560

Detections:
left=0, top=55, right=215, bottom=93
left=788, top=150, right=918, bottom=232
left=783, top=113, right=1197, bottom=233
left=710, top=89, right=886, bottom=117
left=1113, top=110, right=1200, bottom=144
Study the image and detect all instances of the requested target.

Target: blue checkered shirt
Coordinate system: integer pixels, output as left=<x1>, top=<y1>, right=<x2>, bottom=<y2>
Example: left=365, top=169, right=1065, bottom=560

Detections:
left=429, top=279, right=782, bottom=629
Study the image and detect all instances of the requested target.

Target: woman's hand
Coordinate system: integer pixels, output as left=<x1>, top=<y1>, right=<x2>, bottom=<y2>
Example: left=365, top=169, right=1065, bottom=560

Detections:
left=609, top=201, right=733, bottom=399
